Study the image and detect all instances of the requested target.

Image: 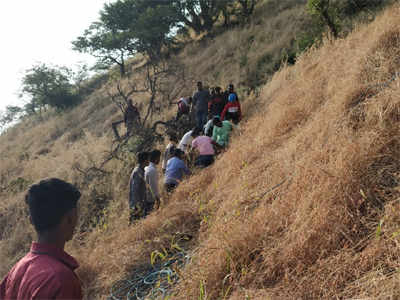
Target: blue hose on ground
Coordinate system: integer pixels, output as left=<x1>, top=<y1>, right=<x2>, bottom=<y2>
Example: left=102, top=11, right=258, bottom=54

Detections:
left=109, top=251, right=191, bottom=300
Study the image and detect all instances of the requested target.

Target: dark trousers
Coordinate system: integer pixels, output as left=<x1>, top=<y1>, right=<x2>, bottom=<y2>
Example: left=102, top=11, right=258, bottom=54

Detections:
left=196, top=110, right=208, bottom=129
left=129, top=201, right=154, bottom=224
left=195, top=155, right=214, bottom=168
left=165, top=183, right=178, bottom=193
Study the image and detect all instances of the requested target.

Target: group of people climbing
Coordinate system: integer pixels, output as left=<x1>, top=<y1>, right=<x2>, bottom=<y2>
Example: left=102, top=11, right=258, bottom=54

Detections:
left=176, top=81, right=242, bottom=128
left=0, top=81, right=243, bottom=299
left=128, top=82, right=242, bottom=222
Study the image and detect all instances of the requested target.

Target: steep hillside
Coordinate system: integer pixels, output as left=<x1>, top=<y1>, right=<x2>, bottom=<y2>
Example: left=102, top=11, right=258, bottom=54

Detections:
left=1, top=1, right=400, bottom=299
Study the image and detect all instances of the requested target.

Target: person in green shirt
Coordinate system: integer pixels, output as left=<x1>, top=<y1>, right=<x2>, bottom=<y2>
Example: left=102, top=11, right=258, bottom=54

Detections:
left=212, top=116, right=232, bottom=148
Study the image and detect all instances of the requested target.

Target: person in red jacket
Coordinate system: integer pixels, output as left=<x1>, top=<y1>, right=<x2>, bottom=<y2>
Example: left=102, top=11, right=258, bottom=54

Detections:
left=0, top=178, right=83, bottom=300
left=221, top=93, right=242, bottom=124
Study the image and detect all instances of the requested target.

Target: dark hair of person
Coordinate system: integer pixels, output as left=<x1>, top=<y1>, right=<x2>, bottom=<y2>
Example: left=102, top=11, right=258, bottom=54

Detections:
left=25, top=178, right=81, bottom=233
left=173, top=148, right=185, bottom=158
left=191, top=127, right=202, bottom=138
left=137, top=152, right=149, bottom=164
left=149, top=150, right=161, bottom=162
left=169, top=133, right=178, bottom=143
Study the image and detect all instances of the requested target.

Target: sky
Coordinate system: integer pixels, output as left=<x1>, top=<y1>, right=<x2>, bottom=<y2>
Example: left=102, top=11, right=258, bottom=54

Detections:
left=0, top=0, right=109, bottom=111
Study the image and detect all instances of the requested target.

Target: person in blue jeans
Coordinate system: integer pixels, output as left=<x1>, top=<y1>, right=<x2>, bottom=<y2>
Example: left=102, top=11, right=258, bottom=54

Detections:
left=164, top=148, right=191, bottom=192
left=192, top=81, right=210, bottom=129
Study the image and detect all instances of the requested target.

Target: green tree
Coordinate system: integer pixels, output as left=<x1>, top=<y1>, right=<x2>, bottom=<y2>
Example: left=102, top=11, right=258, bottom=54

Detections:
left=307, top=0, right=340, bottom=38
left=0, top=106, right=23, bottom=129
left=101, top=0, right=179, bottom=62
left=173, top=0, right=228, bottom=34
left=20, top=63, right=80, bottom=112
left=72, top=21, right=135, bottom=76
left=73, top=0, right=180, bottom=75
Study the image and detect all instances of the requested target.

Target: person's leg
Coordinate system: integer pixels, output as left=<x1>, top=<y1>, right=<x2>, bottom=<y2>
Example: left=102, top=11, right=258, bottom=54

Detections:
left=203, top=155, right=214, bottom=167
left=176, top=110, right=182, bottom=121
left=202, top=112, right=208, bottom=129
left=196, top=110, right=204, bottom=128
left=165, top=183, right=177, bottom=193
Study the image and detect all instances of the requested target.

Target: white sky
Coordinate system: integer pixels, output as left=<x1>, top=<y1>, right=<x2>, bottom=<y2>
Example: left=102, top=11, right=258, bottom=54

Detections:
left=0, top=1, right=109, bottom=111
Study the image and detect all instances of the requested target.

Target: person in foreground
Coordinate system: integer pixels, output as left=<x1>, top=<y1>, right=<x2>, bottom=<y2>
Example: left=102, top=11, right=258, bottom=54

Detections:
left=0, top=178, right=83, bottom=300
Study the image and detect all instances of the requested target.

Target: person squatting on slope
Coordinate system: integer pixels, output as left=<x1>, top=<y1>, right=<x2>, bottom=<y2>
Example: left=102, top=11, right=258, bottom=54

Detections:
left=212, top=116, right=232, bottom=149
left=129, top=152, right=150, bottom=223
left=192, top=81, right=211, bottom=129
left=178, top=127, right=195, bottom=153
left=175, top=97, right=192, bottom=121
left=145, top=150, right=161, bottom=210
left=162, top=134, right=178, bottom=173
left=164, top=148, right=191, bottom=192
left=191, top=127, right=216, bottom=168
left=0, top=178, right=83, bottom=300
left=221, top=93, right=242, bottom=124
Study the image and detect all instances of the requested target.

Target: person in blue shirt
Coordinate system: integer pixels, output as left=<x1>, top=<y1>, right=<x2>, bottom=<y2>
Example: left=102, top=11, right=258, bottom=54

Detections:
left=164, top=148, right=191, bottom=192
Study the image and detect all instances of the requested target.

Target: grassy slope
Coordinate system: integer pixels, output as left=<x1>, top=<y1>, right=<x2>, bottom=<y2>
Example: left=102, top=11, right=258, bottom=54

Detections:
left=1, top=1, right=400, bottom=299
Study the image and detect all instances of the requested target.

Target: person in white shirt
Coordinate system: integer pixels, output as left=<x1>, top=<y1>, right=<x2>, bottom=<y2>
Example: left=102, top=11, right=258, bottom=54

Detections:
left=178, top=127, right=196, bottom=153
left=145, top=150, right=161, bottom=210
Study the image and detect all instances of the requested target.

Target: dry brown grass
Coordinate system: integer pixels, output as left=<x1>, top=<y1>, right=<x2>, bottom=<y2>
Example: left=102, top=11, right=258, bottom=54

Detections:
left=1, top=2, right=400, bottom=300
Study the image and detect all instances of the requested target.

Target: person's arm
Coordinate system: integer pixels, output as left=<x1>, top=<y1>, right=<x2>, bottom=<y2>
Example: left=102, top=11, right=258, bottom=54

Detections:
left=31, top=272, right=83, bottom=300
left=221, top=103, right=229, bottom=121
left=179, top=160, right=192, bottom=176
left=0, top=274, right=8, bottom=299
left=129, top=172, right=142, bottom=208
left=147, top=169, right=160, bottom=200
left=162, top=146, right=170, bottom=171
left=211, top=125, right=218, bottom=142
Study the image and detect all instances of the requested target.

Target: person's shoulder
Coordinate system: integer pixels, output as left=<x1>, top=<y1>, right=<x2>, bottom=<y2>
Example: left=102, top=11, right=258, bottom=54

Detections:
left=39, top=266, right=81, bottom=299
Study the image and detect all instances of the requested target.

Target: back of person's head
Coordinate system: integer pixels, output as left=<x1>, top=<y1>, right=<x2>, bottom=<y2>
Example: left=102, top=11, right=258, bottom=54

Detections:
left=173, top=148, right=185, bottom=159
left=169, top=133, right=178, bottom=143
left=197, top=81, right=202, bottom=89
left=213, top=116, right=222, bottom=126
left=228, top=93, right=237, bottom=102
left=25, top=178, right=81, bottom=233
left=149, top=149, right=161, bottom=163
left=137, top=152, right=149, bottom=164
left=228, top=83, right=234, bottom=91
left=191, top=127, right=202, bottom=138
left=215, top=86, right=221, bottom=93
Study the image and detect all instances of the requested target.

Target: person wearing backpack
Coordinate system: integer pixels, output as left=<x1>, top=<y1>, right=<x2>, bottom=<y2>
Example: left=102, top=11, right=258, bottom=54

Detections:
left=221, top=93, right=242, bottom=124
left=223, top=83, right=239, bottom=104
